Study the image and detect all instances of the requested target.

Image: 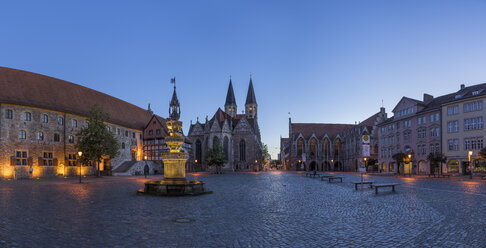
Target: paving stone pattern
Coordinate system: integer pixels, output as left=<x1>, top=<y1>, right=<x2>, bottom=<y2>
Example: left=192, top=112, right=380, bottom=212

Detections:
left=0, top=172, right=485, bottom=247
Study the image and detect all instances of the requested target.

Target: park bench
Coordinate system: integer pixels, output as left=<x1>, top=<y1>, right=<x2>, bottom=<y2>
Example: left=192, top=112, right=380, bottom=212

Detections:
left=327, top=176, right=343, bottom=183
left=352, top=181, right=374, bottom=190
left=373, top=183, right=400, bottom=194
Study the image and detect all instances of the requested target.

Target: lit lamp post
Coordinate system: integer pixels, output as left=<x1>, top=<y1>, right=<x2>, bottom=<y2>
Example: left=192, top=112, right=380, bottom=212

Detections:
left=78, top=151, right=83, bottom=183
left=408, top=154, right=412, bottom=177
left=362, top=157, right=367, bottom=182
left=331, top=159, right=334, bottom=171
left=195, top=159, right=198, bottom=172
left=144, top=155, right=148, bottom=178
left=468, top=150, right=473, bottom=179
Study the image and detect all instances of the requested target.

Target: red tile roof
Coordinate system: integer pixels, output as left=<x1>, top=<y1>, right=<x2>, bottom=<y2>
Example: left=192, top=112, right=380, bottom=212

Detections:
left=291, top=123, right=355, bottom=140
left=0, top=67, right=154, bottom=130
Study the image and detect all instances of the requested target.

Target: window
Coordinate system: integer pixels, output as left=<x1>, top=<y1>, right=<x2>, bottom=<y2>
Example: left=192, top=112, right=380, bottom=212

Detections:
left=67, top=154, right=77, bottom=166
left=195, top=140, right=202, bottom=163
left=25, top=112, right=31, bottom=121
left=68, top=135, right=74, bottom=144
left=58, top=117, right=64, bottom=125
left=417, top=129, right=426, bottom=139
left=116, top=128, right=120, bottom=135
left=5, top=109, right=13, bottom=119
left=430, top=114, right=434, bottom=123
left=149, top=130, right=153, bottom=136
left=435, top=113, right=439, bottom=121
left=448, top=139, right=459, bottom=151
left=429, top=143, right=440, bottom=154
left=403, top=130, right=411, bottom=142
left=54, top=133, right=60, bottom=142
left=42, top=152, right=53, bottom=166
left=125, top=131, right=128, bottom=137
left=447, top=106, right=459, bottom=115
left=430, top=127, right=440, bottom=137
left=447, top=121, right=459, bottom=133
left=464, top=137, right=484, bottom=150
left=72, top=119, right=77, bottom=127
left=239, top=139, right=246, bottom=161
left=122, top=142, right=125, bottom=149
left=37, top=132, right=44, bottom=141
left=42, top=114, right=48, bottom=123
left=14, top=151, right=28, bottom=165
left=132, top=132, right=135, bottom=138
left=84, top=122, right=88, bottom=128
left=19, top=130, right=26, bottom=140
left=156, top=129, right=161, bottom=135
left=417, top=144, right=427, bottom=155
left=464, top=117, right=483, bottom=131
left=464, top=100, right=483, bottom=113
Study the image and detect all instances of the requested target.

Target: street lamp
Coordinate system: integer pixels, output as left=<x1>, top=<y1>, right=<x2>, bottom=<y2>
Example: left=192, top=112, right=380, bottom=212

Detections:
left=78, top=151, right=83, bottom=183
left=408, top=154, right=412, bottom=177
left=144, top=155, right=148, bottom=178
left=468, top=150, right=473, bottom=179
left=331, top=159, right=334, bottom=172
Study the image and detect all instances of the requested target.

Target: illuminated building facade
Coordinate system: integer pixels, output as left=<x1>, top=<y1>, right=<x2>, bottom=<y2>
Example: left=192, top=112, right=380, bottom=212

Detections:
left=0, top=67, right=159, bottom=179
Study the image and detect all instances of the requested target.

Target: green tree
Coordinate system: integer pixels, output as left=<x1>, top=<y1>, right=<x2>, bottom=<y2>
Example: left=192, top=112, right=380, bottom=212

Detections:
left=479, top=147, right=486, bottom=159
left=427, top=152, right=447, bottom=175
left=392, top=152, right=406, bottom=174
left=261, top=143, right=270, bottom=165
left=76, top=105, right=120, bottom=176
left=205, top=140, right=226, bottom=174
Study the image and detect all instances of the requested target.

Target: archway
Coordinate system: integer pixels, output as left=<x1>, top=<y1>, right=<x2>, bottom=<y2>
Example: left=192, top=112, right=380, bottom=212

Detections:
left=382, top=162, right=387, bottom=172
left=447, top=159, right=460, bottom=173
left=334, top=161, right=342, bottom=171
left=309, top=161, right=317, bottom=171
left=297, top=138, right=304, bottom=156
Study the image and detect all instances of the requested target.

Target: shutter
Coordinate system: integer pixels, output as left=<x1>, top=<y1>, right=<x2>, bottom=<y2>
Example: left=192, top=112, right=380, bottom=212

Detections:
left=38, top=157, right=43, bottom=166
left=28, top=157, right=33, bottom=166
left=10, top=156, right=16, bottom=166
left=53, top=158, right=58, bottom=166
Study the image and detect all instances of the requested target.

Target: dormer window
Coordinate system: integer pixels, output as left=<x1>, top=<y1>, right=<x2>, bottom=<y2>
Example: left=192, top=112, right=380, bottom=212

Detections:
left=472, top=90, right=480, bottom=96
left=455, top=95, right=462, bottom=99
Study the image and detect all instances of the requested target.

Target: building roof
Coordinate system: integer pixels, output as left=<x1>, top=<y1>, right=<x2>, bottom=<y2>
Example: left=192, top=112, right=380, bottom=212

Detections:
left=291, top=123, right=355, bottom=140
left=0, top=66, right=154, bottom=130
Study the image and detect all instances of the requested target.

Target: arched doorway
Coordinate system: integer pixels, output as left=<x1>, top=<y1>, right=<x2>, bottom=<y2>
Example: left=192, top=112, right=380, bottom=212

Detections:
left=309, top=161, right=317, bottom=171
left=382, top=162, right=387, bottom=172
left=322, top=161, right=330, bottom=171
left=447, top=159, right=460, bottom=173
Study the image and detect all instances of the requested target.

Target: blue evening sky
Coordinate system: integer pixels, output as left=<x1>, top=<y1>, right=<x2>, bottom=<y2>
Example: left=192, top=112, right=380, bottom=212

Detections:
left=1, top=0, right=486, bottom=158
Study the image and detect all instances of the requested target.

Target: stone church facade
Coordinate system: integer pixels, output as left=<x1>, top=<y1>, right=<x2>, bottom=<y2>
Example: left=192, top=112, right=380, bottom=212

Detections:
left=188, top=78, right=262, bottom=171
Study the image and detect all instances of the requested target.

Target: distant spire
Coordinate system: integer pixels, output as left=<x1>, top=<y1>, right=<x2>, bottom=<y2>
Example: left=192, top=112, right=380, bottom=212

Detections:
left=245, top=76, right=257, bottom=105
left=225, top=78, right=237, bottom=106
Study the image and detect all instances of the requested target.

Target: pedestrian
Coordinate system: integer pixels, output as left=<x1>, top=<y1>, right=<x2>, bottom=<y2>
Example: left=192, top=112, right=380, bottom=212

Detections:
left=29, top=166, right=33, bottom=179
left=144, top=164, right=149, bottom=179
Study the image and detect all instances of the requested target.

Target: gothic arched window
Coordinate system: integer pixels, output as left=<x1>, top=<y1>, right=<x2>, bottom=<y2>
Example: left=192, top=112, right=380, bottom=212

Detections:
left=223, top=136, right=229, bottom=160
left=195, top=139, right=202, bottom=163
left=297, top=138, right=304, bottom=156
left=322, top=139, right=330, bottom=157
left=239, top=139, right=246, bottom=161
left=310, top=138, right=317, bottom=156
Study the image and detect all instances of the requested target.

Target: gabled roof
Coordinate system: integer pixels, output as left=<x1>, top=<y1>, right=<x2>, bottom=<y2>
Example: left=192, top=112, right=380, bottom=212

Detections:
left=392, top=96, right=423, bottom=112
left=0, top=67, right=154, bottom=130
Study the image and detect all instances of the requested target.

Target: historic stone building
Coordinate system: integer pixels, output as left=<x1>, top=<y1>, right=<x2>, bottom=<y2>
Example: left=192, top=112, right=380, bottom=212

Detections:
left=0, top=67, right=164, bottom=179
left=187, top=78, right=262, bottom=171
left=285, top=108, right=387, bottom=172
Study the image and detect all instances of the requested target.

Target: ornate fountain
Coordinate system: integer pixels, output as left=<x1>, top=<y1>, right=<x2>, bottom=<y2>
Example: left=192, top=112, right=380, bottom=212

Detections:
left=138, top=78, right=210, bottom=196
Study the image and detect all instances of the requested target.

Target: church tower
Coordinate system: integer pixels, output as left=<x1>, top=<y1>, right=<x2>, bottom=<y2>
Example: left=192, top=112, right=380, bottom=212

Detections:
left=224, top=77, right=237, bottom=118
left=245, top=76, right=257, bottom=119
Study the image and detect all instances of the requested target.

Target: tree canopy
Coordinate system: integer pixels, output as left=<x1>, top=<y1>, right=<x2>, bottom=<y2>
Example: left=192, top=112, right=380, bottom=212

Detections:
left=427, top=152, right=447, bottom=175
left=205, top=140, right=226, bottom=174
left=76, top=104, right=120, bottom=175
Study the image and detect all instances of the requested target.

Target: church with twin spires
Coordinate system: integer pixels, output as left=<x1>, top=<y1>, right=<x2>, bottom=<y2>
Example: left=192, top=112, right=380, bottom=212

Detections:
left=187, top=77, right=262, bottom=171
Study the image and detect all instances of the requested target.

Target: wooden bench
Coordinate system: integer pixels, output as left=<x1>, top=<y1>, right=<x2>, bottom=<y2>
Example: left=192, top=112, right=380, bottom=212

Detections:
left=352, top=181, right=374, bottom=190
left=374, top=183, right=400, bottom=194
left=305, top=172, right=320, bottom=178
left=328, top=176, right=343, bottom=183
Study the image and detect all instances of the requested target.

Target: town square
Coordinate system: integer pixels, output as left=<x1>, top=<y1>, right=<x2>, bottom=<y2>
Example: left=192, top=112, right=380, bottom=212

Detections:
left=1, top=0, right=486, bottom=247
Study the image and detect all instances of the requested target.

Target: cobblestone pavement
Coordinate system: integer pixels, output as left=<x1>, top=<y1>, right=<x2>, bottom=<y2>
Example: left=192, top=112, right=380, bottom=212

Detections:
left=0, top=172, right=485, bottom=248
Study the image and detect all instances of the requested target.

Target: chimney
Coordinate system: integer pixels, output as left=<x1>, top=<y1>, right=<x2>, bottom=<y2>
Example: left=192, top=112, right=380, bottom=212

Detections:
left=423, top=94, right=434, bottom=102
left=461, top=84, right=465, bottom=90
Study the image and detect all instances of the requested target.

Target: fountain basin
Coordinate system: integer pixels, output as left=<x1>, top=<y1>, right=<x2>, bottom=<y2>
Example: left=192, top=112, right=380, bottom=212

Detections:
left=138, top=178, right=211, bottom=196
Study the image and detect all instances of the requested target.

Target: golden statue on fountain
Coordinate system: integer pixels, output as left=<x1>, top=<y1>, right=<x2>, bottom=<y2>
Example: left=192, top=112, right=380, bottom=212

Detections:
left=138, top=78, right=210, bottom=196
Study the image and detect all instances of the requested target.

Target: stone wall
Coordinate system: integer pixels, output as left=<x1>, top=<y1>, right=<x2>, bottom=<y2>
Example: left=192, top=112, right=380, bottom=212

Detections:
left=0, top=103, right=143, bottom=179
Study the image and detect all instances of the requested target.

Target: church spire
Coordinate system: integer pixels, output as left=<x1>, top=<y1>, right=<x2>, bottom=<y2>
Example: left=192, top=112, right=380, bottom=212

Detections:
left=224, top=76, right=237, bottom=118
left=245, top=75, right=257, bottom=119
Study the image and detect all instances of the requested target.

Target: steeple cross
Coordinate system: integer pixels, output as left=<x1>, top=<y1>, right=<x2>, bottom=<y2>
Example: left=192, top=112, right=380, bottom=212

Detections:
left=171, top=77, right=176, bottom=89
